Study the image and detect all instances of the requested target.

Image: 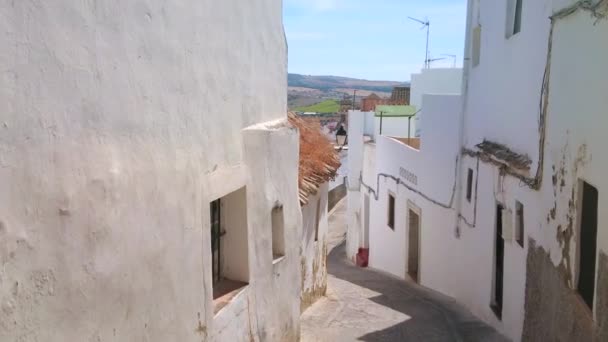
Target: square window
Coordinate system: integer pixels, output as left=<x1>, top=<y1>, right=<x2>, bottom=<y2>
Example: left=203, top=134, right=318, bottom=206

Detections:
left=388, top=193, right=395, bottom=230
left=210, top=187, right=249, bottom=314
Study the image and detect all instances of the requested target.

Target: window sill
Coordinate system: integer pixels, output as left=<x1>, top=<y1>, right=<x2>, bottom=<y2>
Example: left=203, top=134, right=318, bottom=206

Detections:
left=273, top=255, right=286, bottom=265
left=490, top=303, right=502, bottom=321
left=506, top=32, right=521, bottom=40
left=213, top=279, right=248, bottom=316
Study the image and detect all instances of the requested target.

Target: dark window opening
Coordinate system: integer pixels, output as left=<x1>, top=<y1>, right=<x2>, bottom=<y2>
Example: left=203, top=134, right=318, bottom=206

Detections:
left=513, top=0, right=523, bottom=35
left=388, top=193, right=395, bottom=230
left=578, top=181, right=598, bottom=311
left=210, top=199, right=223, bottom=286
left=272, top=204, right=286, bottom=261
left=209, top=188, right=249, bottom=314
left=515, top=201, right=524, bottom=247
left=466, top=168, right=474, bottom=202
left=491, top=204, right=504, bottom=320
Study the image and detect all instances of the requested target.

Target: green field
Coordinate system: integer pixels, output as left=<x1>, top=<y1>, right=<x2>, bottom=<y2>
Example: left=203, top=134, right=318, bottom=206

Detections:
left=294, top=100, right=340, bottom=114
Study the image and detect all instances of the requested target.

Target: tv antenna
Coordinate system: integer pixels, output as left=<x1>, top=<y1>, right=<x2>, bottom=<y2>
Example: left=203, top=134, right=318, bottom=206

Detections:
left=442, top=54, right=457, bottom=68
left=426, top=56, right=446, bottom=68
left=408, top=16, right=430, bottom=69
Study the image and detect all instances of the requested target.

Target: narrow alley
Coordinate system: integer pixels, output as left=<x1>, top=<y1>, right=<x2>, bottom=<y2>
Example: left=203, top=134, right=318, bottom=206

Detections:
left=301, top=200, right=509, bottom=342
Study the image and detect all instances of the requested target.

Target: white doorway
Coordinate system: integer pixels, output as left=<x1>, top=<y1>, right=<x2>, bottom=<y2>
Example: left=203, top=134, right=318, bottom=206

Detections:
left=407, top=203, right=421, bottom=283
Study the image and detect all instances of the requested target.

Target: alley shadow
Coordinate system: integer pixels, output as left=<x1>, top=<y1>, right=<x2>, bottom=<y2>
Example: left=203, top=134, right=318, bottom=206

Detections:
left=326, top=241, right=510, bottom=342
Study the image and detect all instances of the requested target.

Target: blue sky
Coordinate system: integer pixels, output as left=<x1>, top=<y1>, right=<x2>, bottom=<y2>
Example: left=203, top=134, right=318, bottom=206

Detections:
left=284, top=0, right=467, bottom=81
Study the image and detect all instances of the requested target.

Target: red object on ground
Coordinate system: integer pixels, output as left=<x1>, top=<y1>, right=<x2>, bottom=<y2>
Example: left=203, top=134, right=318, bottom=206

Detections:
left=356, top=248, right=369, bottom=267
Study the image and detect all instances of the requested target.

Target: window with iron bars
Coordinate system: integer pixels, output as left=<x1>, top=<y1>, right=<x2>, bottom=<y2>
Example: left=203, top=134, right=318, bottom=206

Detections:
left=210, top=198, right=225, bottom=285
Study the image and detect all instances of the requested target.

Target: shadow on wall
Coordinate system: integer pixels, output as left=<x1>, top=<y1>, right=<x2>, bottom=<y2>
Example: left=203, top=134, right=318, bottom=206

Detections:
left=327, top=242, right=509, bottom=342
left=328, top=184, right=346, bottom=213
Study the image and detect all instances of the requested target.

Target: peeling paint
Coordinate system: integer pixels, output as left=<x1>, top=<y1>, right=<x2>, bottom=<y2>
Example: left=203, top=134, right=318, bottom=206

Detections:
left=546, top=143, right=591, bottom=289
left=300, top=241, right=328, bottom=312
left=523, top=241, right=608, bottom=341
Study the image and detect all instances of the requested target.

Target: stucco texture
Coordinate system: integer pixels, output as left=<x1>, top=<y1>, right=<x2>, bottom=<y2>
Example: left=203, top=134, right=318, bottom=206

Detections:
left=0, top=1, right=292, bottom=341
left=300, top=183, right=329, bottom=311
left=346, top=1, right=608, bottom=341
left=522, top=241, right=608, bottom=342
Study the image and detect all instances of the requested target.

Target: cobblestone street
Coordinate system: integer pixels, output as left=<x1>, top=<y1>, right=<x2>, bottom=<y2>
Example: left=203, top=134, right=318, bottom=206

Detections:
left=301, top=200, right=509, bottom=342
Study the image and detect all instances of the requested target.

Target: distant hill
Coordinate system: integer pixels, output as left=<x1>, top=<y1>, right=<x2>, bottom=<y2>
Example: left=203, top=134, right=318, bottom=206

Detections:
left=288, top=73, right=408, bottom=93
left=293, top=100, right=340, bottom=114
left=287, top=73, right=409, bottom=110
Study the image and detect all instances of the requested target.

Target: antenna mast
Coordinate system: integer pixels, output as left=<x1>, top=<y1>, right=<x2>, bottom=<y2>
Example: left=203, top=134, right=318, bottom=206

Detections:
left=442, top=54, right=457, bottom=68
left=408, top=16, right=430, bottom=69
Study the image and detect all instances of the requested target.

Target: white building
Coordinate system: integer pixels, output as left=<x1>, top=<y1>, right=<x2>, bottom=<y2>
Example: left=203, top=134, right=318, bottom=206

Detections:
left=410, top=68, right=463, bottom=137
left=0, top=1, right=303, bottom=341
left=347, top=1, right=608, bottom=341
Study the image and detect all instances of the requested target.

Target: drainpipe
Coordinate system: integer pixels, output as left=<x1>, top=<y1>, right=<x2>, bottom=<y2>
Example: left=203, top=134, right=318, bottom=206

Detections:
left=454, top=0, right=475, bottom=237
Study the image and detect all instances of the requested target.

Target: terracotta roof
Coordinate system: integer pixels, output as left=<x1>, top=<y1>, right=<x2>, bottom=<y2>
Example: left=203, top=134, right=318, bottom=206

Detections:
left=366, top=93, right=381, bottom=100
left=288, top=113, right=341, bottom=205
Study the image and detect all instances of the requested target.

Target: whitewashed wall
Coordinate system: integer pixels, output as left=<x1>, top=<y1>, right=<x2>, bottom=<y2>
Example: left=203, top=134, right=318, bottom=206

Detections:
left=363, top=111, right=375, bottom=137
left=455, top=0, right=608, bottom=340
left=360, top=143, right=377, bottom=249
left=0, top=1, right=300, bottom=341
left=300, top=183, right=329, bottom=310
left=373, top=115, right=415, bottom=140
left=347, top=111, right=365, bottom=260
left=411, top=68, right=463, bottom=137
left=346, top=2, right=608, bottom=341
left=547, top=0, right=608, bottom=267
left=463, top=0, right=549, bottom=166
left=367, top=95, right=461, bottom=280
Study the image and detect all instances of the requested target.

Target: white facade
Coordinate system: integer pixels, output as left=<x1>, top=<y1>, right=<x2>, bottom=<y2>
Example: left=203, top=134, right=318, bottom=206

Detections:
left=410, top=68, right=463, bottom=136
left=366, top=95, right=461, bottom=281
left=373, top=114, right=415, bottom=141
left=348, top=1, right=608, bottom=341
left=457, top=1, right=608, bottom=340
left=0, top=1, right=302, bottom=342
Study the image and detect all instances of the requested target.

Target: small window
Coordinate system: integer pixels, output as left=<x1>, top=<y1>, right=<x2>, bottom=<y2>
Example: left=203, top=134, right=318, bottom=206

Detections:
left=466, top=168, right=474, bottom=202
left=314, top=198, right=321, bottom=242
left=387, top=193, right=395, bottom=230
left=210, top=199, right=223, bottom=286
left=513, top=0, right=523, bottom=35
left=472, top=26, right=482, bottom=67
left=210, top=187, right=249, bottom=314
left=515, top=201, right=524, bottom=247
left=506, top=0, right=523, bottom=38
left=272, top=204, right=285, bottom=261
